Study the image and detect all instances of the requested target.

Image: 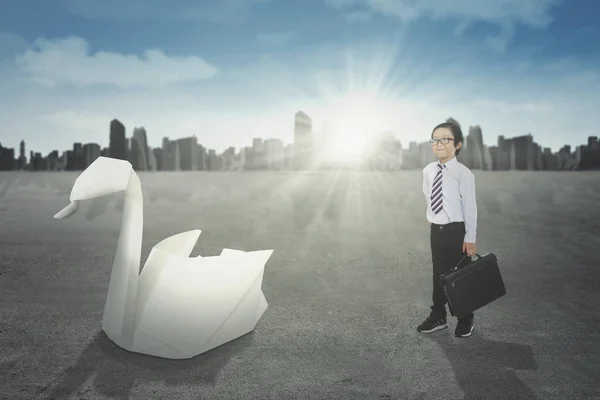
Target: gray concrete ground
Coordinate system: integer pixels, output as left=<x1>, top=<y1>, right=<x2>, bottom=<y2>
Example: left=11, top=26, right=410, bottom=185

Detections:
left=0, top=170, right=599, bottom=400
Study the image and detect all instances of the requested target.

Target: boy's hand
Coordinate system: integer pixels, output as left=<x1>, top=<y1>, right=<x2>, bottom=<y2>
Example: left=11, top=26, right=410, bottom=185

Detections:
left=462, top=242, right=476, bottom=256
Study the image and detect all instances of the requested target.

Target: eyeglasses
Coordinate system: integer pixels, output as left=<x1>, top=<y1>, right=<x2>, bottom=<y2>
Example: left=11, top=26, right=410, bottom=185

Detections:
left=429, top=138, right=454, bottom=145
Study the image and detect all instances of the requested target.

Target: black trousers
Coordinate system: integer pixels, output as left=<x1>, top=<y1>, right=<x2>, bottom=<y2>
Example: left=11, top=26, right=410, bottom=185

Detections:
left=430, top=221, right=474, bottom=320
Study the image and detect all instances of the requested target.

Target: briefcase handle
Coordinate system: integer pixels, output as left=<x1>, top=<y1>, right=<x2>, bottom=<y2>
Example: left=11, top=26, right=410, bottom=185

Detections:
left=450, top=253, right=483, bottom=272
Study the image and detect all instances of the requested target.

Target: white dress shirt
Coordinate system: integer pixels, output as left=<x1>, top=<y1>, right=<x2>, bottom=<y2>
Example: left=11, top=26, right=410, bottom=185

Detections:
left=422, top=156, right=478, bottom=243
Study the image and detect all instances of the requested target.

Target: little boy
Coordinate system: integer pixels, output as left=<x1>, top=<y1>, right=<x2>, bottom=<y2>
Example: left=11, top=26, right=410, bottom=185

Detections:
left=417, top=121, right=478, bottom=338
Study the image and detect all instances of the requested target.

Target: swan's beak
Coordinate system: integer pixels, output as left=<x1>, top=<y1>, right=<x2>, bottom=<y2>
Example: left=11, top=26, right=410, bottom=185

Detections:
left=54, top=201, right=80, bottom=219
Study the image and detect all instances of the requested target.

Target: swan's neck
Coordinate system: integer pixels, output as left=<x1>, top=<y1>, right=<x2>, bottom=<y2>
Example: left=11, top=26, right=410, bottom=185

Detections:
left=102, top=172, right=143, bottom=345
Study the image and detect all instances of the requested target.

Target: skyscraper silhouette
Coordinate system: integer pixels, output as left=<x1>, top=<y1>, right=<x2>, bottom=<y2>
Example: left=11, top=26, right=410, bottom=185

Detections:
left=445, top=117, right=461, bottom=128
left=177, top=136, right=198, bottom=170
left=467, top=125, right=485, bottom=169
left=513, top=134, right=534, bottom=170
left=109, top=119, right=127, bottom=160
left=19, top=140, right=26, bottom=170
left=293, top=111, right=313, bottom=170
left=82, top=143, right=101, bottom=168
left=131, top=127, right=150, bottom=171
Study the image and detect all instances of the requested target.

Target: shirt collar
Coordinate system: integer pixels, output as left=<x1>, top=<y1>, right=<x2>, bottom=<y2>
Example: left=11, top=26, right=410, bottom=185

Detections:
left=438, top=156, right=457, bottom=170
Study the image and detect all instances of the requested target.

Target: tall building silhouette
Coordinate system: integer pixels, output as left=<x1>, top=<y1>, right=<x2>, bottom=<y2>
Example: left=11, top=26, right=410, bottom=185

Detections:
left=576, top=136, right=600, bottom=169
left=465, top=125, right=485, bottom=169
left=177, top=136, right=199, bottom=170
left=147, top=148, right=157, bottom=171
left=152, top=148, right=162, bottom=171
left=532, top=141, right=543, bottom=170
left=446, top=117, right=461, bottom=128
left=131, top=127, right=149, bottom=171
left=495, top=136, right=515, bottom=170
left=109, top=119, right=127, bottom=160
left=161, top=137, right=175, bottom=170
left=197, top=144, right=207, bottom=170
left=47, top=150, right=59, bottom=171
left=265, top=138, right=284, bottom=169
left=482, top=144, right=493, bottom=171
left=207, top=149, right=220, bottom=170
left=174, top=140, right=181, bottom=171
left=252, top=138, right=265, bottom=169
left=73, top=142, right=83, bottom=170
left=293, top=111, right=313, bottom=170
left=19, top=140, right=26, bottom=170
left=0, top=143, right=15, bottom=170
left=542, top=147, right=557, bottom=170
left=221, top=146, right=236, bottom=170
left=240, top=146, right=251, bottom=169
left=83, top=143, right=101, bottom=168
left=419, top=141, right=436, bottom=167
left=513, top=134, right=534, bottom=170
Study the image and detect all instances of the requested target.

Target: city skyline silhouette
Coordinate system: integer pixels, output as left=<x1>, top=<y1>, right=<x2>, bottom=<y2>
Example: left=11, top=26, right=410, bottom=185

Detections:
left=1, top=113, right=598, bottom=172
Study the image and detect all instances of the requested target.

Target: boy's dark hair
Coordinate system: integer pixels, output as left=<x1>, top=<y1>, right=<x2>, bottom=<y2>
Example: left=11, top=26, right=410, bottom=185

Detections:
left=431, top=122, right=464, bottom=156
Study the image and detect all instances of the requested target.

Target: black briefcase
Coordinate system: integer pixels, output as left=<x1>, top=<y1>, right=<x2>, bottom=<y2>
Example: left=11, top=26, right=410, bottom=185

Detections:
left=440, top=253, right=506, bottom=317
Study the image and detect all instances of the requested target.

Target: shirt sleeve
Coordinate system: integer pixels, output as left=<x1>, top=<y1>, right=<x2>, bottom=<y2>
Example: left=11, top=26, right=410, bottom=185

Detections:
left=422, top=167, right=430, bottom=203
left=460, top=170, right=478, bottom=243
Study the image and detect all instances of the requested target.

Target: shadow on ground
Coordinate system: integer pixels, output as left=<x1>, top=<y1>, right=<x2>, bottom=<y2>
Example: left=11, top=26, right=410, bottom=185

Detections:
left=424, top=333, right=538, bottom=400
left=38, top=330, right=254, bottom=400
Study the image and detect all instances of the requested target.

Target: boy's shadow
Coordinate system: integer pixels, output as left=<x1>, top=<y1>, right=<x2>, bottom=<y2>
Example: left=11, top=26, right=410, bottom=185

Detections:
left=424, top=332, right=539, bottom=400
left=39, top=329, right=254, bottom=400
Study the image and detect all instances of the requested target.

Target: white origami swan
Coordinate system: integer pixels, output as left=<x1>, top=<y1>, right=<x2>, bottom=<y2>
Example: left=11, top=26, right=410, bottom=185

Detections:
left=53, top=156, right=273, bottom=359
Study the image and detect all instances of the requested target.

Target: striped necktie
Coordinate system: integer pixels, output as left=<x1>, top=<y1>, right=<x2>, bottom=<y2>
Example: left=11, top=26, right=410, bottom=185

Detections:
left=430, top=163, right=444, bottom=214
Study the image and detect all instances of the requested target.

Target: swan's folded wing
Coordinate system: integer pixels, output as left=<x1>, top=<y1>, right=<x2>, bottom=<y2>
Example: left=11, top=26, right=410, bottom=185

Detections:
left=152, top=229, right=201, bottom=258
left=220, top=249, right=274, bottom=267
left=220, top=248, right=245, bottom=256
left=200, top=268, right=267, bottom=351
left=135, top=253, right=269, bottom=355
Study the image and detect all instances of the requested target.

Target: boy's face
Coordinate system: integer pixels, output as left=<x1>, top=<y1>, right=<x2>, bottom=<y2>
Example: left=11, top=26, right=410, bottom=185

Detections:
left=431, top=127, right=461, bottom=161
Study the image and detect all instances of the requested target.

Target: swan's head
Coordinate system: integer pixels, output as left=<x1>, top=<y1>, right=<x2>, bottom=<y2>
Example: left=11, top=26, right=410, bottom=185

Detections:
left=54, top=156, right=133, bottom=219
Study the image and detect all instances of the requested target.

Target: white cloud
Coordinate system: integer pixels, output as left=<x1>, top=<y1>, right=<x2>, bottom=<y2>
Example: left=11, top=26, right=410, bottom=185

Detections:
left=14, top=37, right=219, bottom=88
left=484, top=22, right=516, bottom=54
left=325, top=0, right=565, bottom=53
left=340, top=0, right=564, bottom=27
left=65, top=0, right=271, bottom=22
left=256, top=31, right=296, bottom=46
left=0, top=32, right=28, bottom=60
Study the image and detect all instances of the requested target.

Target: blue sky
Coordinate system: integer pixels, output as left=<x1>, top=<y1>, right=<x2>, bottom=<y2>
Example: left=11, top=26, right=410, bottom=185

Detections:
left=0, top=0, right=598, bottom=155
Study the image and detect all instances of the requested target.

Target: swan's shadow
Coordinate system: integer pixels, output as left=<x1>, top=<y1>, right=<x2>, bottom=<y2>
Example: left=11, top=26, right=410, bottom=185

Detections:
left=42, top=329, right=254, bottom=400
left=424, top=332, right=539, bottom=400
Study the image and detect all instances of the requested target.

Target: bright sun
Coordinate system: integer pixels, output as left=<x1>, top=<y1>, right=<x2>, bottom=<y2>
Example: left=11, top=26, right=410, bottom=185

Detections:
left=323, top=91, right=390, bottom=161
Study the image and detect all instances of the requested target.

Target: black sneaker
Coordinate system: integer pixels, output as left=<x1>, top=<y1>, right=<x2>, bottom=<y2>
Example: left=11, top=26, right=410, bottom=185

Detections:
left=417, top=312, right=447, bottom=333
left=455, top=316, right=474, bottom=338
